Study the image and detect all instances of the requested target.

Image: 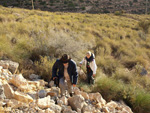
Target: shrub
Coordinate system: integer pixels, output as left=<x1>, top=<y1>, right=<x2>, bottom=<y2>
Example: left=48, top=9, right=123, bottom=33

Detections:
left=92, top=75, right=150, bottom=113
left=114, top=11, right=123, bottom=16
left=82, top=7, right=85, bottom=10
left=113, top=68, right=134, bottom=83
left=96, top=56, right=122, bottom=75
left=34, top=56, right=55, bottom=82
left=138, top=20, right=150, bottom=34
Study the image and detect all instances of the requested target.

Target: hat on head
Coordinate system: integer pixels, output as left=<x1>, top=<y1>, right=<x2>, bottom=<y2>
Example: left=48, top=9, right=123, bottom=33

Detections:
left=60, top=54, right=71, bottom=63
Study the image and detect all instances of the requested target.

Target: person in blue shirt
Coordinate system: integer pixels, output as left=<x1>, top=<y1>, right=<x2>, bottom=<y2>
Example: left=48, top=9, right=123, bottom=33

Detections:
left=52, top=54, right=78, bottom=96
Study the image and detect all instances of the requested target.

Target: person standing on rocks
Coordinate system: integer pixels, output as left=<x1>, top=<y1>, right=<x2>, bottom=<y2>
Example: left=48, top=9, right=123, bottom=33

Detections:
left=80, top=51, right=97, bottom=84
left=52, top=54, right=78, bottom=97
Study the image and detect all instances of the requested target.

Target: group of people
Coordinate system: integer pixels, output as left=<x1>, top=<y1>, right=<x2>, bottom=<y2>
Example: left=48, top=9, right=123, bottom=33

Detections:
left=52, top=51, right=97, bottom=97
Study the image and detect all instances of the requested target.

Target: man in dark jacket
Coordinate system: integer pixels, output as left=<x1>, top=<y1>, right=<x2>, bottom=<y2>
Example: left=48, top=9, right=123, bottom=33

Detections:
left=52, top=54, right=78, bottom=96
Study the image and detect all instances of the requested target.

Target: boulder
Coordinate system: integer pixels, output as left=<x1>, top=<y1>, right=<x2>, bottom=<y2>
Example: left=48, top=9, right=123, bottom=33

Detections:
left=39, top=79, right=47, bottom=86
left=102, top=107, right=110, bottom=113
left=62, top=106, right=77, bottom=113
left=3, top=81, right=14, bottom=99
left=122, top=106, right=133, bottom=113
left=0, top=60, right=19, bottom=74
left=9, top=74, right=30, bottom=91
left=45, top=108, right=55, bottom=113
left=105, top=101, right=118, bottom=109
left=38, top=89, right=47, bottom=98
left=80, top=91, right=89, bottom=100
left=29, top=74, right=40, bottom=81
left=0, top=61, right=9, bottom=69
left=60, top=96, right=68, bottom=105
left=74, top=87, right=80, bottom=95
left=38, top=109, right=45, bottom=113
left=51, top=87, right=60, bottom=96
left=37, top=96, right=55, bottom=109
left=95, top=102, right=102, bottom=109
left=89, top=92, right=106, bottom=106
left=82, top=104, right=95, bottom=113
left=27, top=92, right=38, bottom=100
left=49, top=80, right=55, bottom=87
left=0, top=81, right=5, bottom=99
left=7, top=99, right=29, bottom=109
left=47, top=91, right=57, bottom=97
left=77, top=67, right=87, bottom=80
left=14, top=91, right=33, bottom=103
left=28, top=81, right=40, bottom=88
left=68, top=95, right=85, bottom=111
left=29, top=100, right=37, bottom=108
left=49, top=104, right=62, bottom=113
left=1, top=69, right=12, bottom=80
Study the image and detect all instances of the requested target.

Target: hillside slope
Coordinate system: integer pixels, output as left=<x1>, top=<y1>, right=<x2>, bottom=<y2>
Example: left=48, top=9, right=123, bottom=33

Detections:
left=0, top=0, right=150, bottom=14
left=0, top=6, right=150, bottom=113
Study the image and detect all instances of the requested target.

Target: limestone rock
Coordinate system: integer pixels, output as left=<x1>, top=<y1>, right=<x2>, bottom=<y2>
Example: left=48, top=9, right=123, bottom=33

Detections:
left=7, top=99, right=29, bottom=109
left=82, top=104, right=95, bottom=113
left=57, top=99, right=63, bottom=106
left=45, top=108, right=55, bottom=113
left=14, top=91, right=33, bottom=103
left=27, top=92, right=38, bottom=100
left=38, top=109, right=45, bottom=113
left=49, top=80, right=55, bottom=87
left=122, top=106, right=133, bottom=113
left=74, top=87, right=80, bottom=95
left=49, top=104, right=62, bottom=113
left=102, top=107, right=110, bottom=113
left=38, top=80, right=48, bottom=86
left=29, top=74, right=40, bottom=81
left=80, top=91, right=89, bottom=100
left=9, top=74, right=30, bottom=91
left=38, top=89, right=47, bottom=98
left=37, top=96, right=55, bottom=109
left=28, top=81, right=40, bottom=89
left=95, top=102, right=102, bottom=109
left=105, top=101, right=118, bottom=109
left=0, top=81, right=5, bottom=99
left=89, top=92, right=106, bottom=106
left=68, top=95, right=85, bottom=111
left=3, top=81, right=14, bottom=99
left=51, top=87, right=60, bottom=96
left=60, top=96, right=68, bottom=105
left=0, top=60, right=19, bottom=74
left=63, top=107, right=77, bottom=113
left=1, top=69, right=12, bottom=80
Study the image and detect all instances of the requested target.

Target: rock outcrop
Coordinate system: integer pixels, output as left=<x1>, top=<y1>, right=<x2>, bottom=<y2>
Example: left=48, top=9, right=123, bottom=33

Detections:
left=0, top=60, right=133, bottom=113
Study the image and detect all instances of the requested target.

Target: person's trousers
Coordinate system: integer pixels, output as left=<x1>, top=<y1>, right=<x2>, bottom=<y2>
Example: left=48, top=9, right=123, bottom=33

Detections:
left=87, top=70, right=94, bottom=84
left=59, top=77, right=73, bottom=96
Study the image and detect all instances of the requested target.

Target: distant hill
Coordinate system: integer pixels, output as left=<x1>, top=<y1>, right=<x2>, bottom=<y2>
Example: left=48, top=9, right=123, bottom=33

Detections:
left=0, top=0, right=150, bottom=14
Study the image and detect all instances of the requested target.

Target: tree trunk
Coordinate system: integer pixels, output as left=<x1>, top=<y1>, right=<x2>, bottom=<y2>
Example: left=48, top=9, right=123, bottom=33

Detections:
left=31, top=0, right=34, bottom=10
left=145, top=0, right=148, bottom=14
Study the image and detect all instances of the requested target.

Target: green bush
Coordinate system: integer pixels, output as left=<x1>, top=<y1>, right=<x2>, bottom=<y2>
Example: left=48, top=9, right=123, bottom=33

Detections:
left=138, top=20, right=150, bottom=34
left=92, top=75, right=150, bottom=113
left=34, top=56, right=55, bottom=82
left=114, top=11, right=123, bottom=16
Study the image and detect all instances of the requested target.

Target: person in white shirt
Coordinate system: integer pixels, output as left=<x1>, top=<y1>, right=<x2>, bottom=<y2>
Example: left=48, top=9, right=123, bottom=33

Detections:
left=80, top=51, right=97, bottom=84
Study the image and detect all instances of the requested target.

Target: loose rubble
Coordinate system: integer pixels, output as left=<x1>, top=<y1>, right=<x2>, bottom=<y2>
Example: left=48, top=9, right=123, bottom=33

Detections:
left=0, top=60, right=133, bottom=113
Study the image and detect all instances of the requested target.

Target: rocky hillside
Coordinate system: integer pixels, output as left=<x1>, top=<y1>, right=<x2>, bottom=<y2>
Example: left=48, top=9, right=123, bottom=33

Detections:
left=0, top=60, right=133, bottom=113
left=0, top=0, right=149, bottom=14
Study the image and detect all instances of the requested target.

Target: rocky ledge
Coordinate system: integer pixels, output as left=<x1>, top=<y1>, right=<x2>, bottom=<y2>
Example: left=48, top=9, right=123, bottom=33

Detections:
left=0, top=60, right=133, bottom=113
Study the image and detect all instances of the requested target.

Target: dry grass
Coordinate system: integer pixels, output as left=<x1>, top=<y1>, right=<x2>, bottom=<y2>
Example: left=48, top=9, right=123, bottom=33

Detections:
left=0, top=6, right=150, bottom=113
